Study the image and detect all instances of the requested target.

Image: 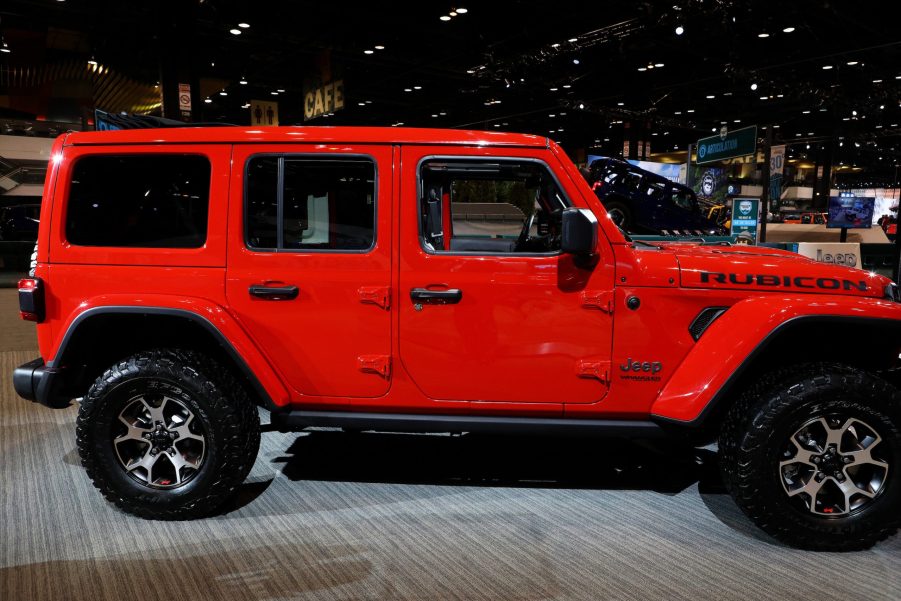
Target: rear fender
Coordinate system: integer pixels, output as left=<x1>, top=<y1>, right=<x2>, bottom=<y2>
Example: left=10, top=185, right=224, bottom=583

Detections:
left=49, top=294, right=289, bottom=409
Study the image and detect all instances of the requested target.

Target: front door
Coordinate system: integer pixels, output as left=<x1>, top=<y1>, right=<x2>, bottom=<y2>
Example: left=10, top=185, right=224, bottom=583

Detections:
left=226, top=144, right=392, bottom=400
left=397, top=146, right=615, bottom=404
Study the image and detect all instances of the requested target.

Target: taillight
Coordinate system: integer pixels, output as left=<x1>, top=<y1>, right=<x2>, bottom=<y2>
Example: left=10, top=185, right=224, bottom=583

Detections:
left=18, top=277, right=44, bottom=322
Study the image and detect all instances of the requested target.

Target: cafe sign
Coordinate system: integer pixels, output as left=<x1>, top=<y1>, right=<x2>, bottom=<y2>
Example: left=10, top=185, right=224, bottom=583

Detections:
left=304, top=80, right=345, bottom=121
left=696, top=125, right=757, bottom=164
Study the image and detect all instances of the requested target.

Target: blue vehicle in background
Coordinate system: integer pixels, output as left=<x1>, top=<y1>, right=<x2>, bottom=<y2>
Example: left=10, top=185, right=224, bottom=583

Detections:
left=582, top=157, right=726, bottom=235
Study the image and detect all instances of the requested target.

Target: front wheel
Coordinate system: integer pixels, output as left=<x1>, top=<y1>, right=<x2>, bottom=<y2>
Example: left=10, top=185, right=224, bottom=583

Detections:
left=719, top=363, right=901, bottom=550
left=76, top=350, right=261, bottom=519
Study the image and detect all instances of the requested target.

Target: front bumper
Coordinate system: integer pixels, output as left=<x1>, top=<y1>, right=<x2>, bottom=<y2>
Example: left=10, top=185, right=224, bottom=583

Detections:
left=13, top=358, right=69, bottom=408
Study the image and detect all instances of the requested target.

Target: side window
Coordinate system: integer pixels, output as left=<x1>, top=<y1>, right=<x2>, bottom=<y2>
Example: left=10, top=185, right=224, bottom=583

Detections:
left=419, top=158, right=570, bottom=254
left=65, top=154, right=210, bottom=248
left=245, top=156, right=376, bottom=251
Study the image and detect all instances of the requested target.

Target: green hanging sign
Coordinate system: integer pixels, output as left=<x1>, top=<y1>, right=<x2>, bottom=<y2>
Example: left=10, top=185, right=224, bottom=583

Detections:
left=696, top=125, right=758, bottom=164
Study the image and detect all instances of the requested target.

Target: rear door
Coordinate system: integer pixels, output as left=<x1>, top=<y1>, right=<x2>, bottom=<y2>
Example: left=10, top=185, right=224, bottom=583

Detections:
left=226, top=144, right=392, bottom=401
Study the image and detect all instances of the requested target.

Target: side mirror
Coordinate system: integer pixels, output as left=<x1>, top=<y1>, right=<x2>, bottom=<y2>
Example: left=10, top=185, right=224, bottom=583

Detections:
left=561, top=207, right=598, bottom=255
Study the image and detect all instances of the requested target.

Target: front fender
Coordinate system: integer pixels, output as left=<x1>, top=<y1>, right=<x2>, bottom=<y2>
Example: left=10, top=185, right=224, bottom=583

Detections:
left=650, top=294, right=901, bottom=424
left=49, top=294, right=290, bottom=408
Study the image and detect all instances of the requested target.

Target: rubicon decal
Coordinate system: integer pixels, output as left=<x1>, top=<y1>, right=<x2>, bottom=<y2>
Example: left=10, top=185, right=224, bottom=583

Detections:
left=699, top=272, right=868, bottom=292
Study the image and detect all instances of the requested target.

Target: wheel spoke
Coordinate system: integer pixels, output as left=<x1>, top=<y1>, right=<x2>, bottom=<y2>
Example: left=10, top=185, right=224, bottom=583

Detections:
left=837, top=477, right=875, bottom=512
left=845, top=447, right=888, bottom=469
left=144, top=396, right=170, bottom=426
left=115, top=415, right=151, bottom=444
left=819, top=417, right=848, bottom=448
left=172, top=421, right=204, bottom=444
left=784, top=438, right=817, bottom=467
left=787, top=475, right=825, bottom=507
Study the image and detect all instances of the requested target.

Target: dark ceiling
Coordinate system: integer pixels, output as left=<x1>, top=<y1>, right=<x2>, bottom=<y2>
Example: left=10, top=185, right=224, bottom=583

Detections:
left=1, top=0, right=899, bottom=184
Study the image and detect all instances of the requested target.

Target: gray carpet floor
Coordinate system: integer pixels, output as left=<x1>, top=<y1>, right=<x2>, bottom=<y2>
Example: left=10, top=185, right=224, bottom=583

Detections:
left=1, top=344, right=900, bottom=599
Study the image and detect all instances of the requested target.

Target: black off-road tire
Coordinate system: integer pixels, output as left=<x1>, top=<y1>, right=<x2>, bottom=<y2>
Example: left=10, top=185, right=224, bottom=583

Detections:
left=76, top=349, right=261, bottom=519
left=719, top=363, right=901, bottom=550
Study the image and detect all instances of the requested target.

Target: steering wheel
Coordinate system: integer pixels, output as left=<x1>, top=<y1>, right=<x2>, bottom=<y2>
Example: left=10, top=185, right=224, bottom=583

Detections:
left=515, top=209, right=539, bottom=251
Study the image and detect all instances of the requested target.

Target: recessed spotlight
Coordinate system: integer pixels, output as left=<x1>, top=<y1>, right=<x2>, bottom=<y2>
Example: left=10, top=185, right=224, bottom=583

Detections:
left=822, top=65, right=833, bottom=69
left=573, top=59, right=580, bottom=65
left=219, top=91, right=227, bottom=96
left=404, top=88, right=412, bottom=92
left=551, top=43, right=560, bottom=48
left=802, top=109, right=810, bottom=114
left=674, top=111, right=682, bottom=115
left=873, top=79, right=883, bottom=83
left=783, top=26, right=795, bottom=33
left=449, top=11, right=458, bottom=16
left=440, top=15, right=451, bottom=21
left=239, top=78, right=247, bottom=85
left=579, top=103, right=585, bottom=109
left=277, top=89, right=285, bottom=93
left=204, top=98, right=212, bottom=103
left=359, top=102, right=366, bottom=106
left=431, top=114, right=438, bottom=117
left=568, top=38, right=578, bottom=42
left=549, top=87, right=558, bottom=91
left=638, top=67, right=647, bottom=72
left=706, top=95, right=715, bottom=99
left=456, top=8, right=468, bottom=13
left=675, top=25, right=684, bottom=35
left=238, top=22, right=250, bottom=28
left=414, top=85, right=422, bottom=90
left=364, top=49, right=374, bottom=54
left=374, top=45, right=385, bottom=50
left=847, top=61, right=858, bottom=65
left=758, top=33, right=769, bottom=38
left=750, top=82, right=758, bottom=90
left=229, top=28, right=242, bottom=35
left=562, top=84, right=571, bottom=89
left=654, top=63, right=664, bottom=67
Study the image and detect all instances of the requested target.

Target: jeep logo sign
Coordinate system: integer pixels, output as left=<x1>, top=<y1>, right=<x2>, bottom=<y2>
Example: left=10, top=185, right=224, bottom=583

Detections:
left=795, top=242, right=861, bottom=269
left=739, top=200, right=753, bottom=215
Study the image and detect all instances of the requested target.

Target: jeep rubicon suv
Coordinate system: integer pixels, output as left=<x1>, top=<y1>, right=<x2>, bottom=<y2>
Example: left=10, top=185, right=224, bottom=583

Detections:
left=13, top=127, right=901, bottom=551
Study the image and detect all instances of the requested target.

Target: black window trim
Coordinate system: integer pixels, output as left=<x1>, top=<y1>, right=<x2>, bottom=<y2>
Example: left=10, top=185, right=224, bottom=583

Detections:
left=243, top=152, right=379, bottom=254
left=64, top=152, right=212, bottom=249
left=415, top=154, right=573, bottom=258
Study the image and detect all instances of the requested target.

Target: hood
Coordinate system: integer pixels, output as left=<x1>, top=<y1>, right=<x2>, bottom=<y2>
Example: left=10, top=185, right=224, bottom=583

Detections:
left=665, top=243, right=892, bottom=298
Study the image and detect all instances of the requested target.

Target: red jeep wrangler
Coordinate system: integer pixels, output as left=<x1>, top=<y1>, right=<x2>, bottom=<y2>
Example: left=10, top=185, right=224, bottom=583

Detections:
left=13, top=127, right=901, bottom=550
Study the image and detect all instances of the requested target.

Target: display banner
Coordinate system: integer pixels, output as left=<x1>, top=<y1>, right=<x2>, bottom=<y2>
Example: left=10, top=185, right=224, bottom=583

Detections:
left=730, top=197, right=760, bottom=242
left=770, top=144, right=785, bottom=208
left=696, top=125, right=757, bottom=164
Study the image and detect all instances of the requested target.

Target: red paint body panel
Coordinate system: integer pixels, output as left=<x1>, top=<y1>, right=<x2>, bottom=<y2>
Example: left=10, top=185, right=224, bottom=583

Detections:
left=651, top=294, right=901, bottom=422
left=20, top=127, right=901, bottom=425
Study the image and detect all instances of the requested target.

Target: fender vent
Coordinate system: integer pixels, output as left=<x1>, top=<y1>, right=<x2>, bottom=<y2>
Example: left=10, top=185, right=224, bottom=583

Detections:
left=689, top=306, right=729, bottom=341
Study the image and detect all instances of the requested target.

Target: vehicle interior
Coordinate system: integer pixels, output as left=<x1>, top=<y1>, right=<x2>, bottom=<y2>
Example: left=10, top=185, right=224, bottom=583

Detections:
left=419, top=159, right=569, bottom=253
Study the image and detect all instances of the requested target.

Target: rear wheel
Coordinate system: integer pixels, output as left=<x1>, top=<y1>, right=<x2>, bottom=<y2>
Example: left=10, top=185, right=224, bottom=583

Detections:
left=719, top=363, right=901, bottom=550
left=76, top=349, right=260, bottom=519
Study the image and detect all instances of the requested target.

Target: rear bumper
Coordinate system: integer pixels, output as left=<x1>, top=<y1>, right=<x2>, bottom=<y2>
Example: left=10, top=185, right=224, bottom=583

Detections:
left=13, top=358, right=69, bottom=408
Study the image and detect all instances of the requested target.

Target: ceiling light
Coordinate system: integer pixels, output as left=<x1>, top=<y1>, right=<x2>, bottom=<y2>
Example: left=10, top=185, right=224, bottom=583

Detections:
left=374, top=45, right=385, bottom=50
left=638, top=67, right=647, bottom=72
left=271, top=91, right=278, bottom=95
left=706, top=95, right=715, bottom=99
left=568, top=38, right=578, bottom=42
left=674, top=111, right=682, bottom=115
left=802, top=109, right=810, bottom=113
left=675, top=25, right=684, bottom=35
left=880, top=105, right=885, bottom=109
left=617, top=102, right=624, bottom=106
left=449, top=11, right=458, bottom=16
left=573, top=59, right=580, bottom=65
left=654, top=63, right=664, bottom=67
left=873, top=79, right=883, bottom=83
left=493, top=124, right=500, bottom=127
left=686, top=109, right=694, bottom=113
left=277, top=89, right=285, bottom=92
left=456, top=8, right=468, bottom=13
left=431, top=114, right=438, bottom=117
left=758, top=33, right=769, bottom=38
left=204, top=98, right=212, bottom=104
left=847, top=61, right=858, bottom=65
left=852, top=110, right=858, bottom=116
left=783, top=26, right=795, bottom=33
left=549, top=87, right=558, bottom=91
left=822, top=65, right=832, bottom=69
left=760, top=95, right=768, bottom=100
left=87, top=56, right=98, bottom=66
left=647, top=64, right=654, bottom=69
left=219, top=91, right=227, bottom=96
left=364, top=49, right=374, bottom=54
left=238, top=22, right=250, bottom=28
left=551, top=43, right=560, bottom=48
left=404, top=88, right=412, bottom=92
left=359, top=102, right=366, bottom=106
left=440, top=15, right=451, bottom=21
left=579, top=103, right=585, bottom=109
left=562, top=84, right=571, bottom=88
left=239, top=78, right=247, bottom=85
left=229, top=28, right=242, bottom=35
left=414, top=85, right=422, bottom=90
left=750, top=82, right=758, bottom=90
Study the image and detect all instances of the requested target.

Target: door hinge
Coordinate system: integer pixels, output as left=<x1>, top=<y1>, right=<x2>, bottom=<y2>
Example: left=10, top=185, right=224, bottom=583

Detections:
left=358, top=354, right=391, bottom=378
left=576, top=359, right=611, bottom=385
left=359, top=286, right=391, bottom=310
left=581, top=290, right=614, bottom=313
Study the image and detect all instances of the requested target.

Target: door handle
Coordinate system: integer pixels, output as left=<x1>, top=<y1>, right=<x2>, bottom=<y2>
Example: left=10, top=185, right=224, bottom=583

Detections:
left=410, top=288, right=462, bottom=304
left=249, top=284, right=299, bottom=300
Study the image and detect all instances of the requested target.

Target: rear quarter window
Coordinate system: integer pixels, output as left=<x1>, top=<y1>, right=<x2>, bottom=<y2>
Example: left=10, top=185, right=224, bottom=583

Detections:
left=65, top=154, right=211, bottom=248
